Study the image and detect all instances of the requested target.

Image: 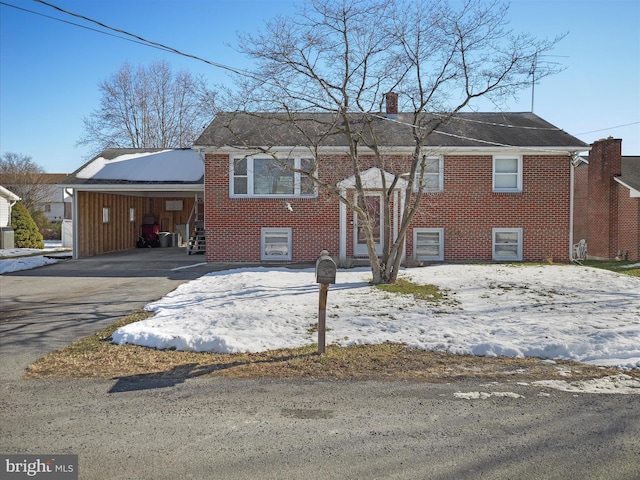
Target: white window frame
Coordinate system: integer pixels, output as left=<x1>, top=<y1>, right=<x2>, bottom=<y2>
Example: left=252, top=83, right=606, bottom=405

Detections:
left=493, top=156, right=522, bottom=192
left=492, top=228, right=523, bottom=261
left=231, top=156, right=317, bottom=198
left=261, top=228, right=292, bottom=261
left=414, top=228, right=444, bottom=261
left=414, top=156, right=443, bottom=192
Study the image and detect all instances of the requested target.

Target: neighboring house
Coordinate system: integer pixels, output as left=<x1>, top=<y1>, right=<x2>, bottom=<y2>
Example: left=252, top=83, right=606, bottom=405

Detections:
left=39, top=173, right=68, bottom=224
left=0, top=185, right=20, bottom=249
left=59, top=149, right=204, bottom=259
left=1, top=173, right=70, bottom=245
left=573, top=137, right=640, bottom=261
left=0, top=173, right=67, bottom=222
left=194, top=109, right=589, bottom=264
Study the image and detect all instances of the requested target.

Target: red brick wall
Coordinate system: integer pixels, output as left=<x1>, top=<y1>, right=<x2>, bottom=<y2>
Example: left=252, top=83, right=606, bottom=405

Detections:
left=407, top=155, right=570, bottom=262
left=586, top=138, right=622, bottom=259
left=617, top=185, right=640, bottom=261
left=204, top=153, right=345, bottom=262
left=204, top=152, right=573, bottom=263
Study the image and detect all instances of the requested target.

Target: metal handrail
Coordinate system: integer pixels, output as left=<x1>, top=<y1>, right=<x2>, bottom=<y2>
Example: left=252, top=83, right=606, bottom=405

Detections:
left=185, top=195, right=202, bottom=254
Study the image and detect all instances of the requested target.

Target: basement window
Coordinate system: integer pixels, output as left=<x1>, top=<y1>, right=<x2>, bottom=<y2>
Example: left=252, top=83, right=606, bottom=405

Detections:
left=492, top=228, right=523, bottom=261
left=414, top=228, right=444, bottom=261
left=261, top=228, right=292, bottom=261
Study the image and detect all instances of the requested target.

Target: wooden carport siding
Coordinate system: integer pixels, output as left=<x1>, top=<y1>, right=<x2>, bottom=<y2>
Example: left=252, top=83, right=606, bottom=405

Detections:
left=76, top=191, right=195, bottom=257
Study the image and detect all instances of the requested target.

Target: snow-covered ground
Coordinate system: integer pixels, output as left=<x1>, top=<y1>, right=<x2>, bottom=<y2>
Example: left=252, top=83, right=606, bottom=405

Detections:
left=3, top=249, right=639, bottom=393
left=0, top=241, right=70, bottom=274
left=112, top=265, right=640, bottom=371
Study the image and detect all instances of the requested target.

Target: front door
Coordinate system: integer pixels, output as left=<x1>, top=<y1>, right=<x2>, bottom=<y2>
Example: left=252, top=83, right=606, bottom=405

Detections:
left=354, top=192, right=383, bottom=256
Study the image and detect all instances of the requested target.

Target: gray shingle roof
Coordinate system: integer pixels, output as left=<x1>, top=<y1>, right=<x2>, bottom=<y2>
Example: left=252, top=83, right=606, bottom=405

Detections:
left=619, top=156, right=640, bottom=193
left=195, top=111, right=588, bottom=150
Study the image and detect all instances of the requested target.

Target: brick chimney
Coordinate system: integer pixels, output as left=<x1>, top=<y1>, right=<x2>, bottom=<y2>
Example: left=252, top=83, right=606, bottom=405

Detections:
left=586, top=137, right=622, bottom=259
left=385, top=92, right=398, bottom=117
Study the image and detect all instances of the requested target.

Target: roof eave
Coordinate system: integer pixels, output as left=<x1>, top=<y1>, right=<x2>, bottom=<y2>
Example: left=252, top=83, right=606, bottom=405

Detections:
left=198, top=145, right=591, bottom=156
left=614, top=177, right=640, bottom=197
left=59, top=183, right=203, bottom=192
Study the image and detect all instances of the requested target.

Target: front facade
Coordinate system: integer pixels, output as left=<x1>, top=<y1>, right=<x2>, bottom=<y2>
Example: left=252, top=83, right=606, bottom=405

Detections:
left=196, top=111, right=588, bottom=264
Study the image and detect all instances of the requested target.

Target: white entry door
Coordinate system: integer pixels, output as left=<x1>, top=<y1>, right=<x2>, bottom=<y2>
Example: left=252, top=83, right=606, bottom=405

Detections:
left=354, top=192, right=383, bottom=256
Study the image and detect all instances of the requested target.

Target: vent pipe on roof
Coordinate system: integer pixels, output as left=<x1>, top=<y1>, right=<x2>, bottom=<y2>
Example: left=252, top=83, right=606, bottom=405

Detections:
left=385, top=92, right=398, bottom=118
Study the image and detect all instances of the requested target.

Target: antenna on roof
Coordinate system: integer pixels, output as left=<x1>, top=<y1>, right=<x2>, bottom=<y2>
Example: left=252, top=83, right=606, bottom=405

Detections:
left=530, top=53, right=537, bottom=113
left=529, top=54, right=568, bottom=113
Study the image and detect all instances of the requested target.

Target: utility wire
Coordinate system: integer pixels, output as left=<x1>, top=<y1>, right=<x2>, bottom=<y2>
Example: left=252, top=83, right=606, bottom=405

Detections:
left=33, top=0, right=258, bottom=80
left=0, top=1, right=172, bottom=53
left=7, top=0, right=596, bottom=151
left=576, top=122, right=640, bottom=135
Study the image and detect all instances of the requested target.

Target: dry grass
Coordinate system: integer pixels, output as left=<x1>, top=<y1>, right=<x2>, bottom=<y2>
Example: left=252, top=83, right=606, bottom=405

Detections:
left=582, top=260, right=640, bottom=277
left=24, top=309, right=636, bottom=383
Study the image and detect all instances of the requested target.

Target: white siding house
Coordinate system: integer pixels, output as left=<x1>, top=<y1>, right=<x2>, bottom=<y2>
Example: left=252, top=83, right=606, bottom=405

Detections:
left=0, top=185, right=20, bottom=249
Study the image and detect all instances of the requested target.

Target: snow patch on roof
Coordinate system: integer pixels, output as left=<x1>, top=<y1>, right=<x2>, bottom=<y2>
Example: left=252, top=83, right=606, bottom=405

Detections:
left=76, top=149, right=203, bottom=182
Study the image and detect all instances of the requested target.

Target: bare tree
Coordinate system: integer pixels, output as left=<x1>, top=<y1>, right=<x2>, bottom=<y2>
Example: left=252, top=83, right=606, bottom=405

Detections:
left=0, top=152, right=50, bottom=214
left=234, top=0, right=564, bottom=283
left=78, top=60, right=218, bottom=155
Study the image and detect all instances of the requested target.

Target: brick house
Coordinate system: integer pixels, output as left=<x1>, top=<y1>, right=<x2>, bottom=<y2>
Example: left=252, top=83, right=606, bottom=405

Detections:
left=194, top=110, right=588, bottom=264
left=573, top=137, right=640, bottom=261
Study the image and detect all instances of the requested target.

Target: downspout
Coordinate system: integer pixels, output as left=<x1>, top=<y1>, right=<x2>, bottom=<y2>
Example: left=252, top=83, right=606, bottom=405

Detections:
left=569, top=158, right=575, bottom=261
left=339, top=187, right=347, bottom=260
left=569, top=152, right=586, bottom=261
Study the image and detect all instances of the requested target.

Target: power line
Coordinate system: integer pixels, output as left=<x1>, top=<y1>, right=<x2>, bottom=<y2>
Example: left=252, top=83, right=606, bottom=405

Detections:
left=33, top=0, right=256, bottom=80
left=576, top=122, right=640, bottom=135
left=0, top=1, right=172, bottom=53
left=9, top=0, right=599, bottom=151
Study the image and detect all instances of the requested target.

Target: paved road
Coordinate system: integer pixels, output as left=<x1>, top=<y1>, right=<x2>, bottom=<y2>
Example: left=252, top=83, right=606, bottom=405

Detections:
left=1, top=250, right=639, bottom=479
left=2, top=377, right=639, bottom=480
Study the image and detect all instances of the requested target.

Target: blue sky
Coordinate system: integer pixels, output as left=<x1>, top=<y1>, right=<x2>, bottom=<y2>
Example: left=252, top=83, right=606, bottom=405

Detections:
left=1, top=0, right=638, bottom=173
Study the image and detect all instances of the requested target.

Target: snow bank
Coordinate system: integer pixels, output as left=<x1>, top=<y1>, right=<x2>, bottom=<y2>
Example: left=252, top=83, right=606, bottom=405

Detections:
left=112, top=265, right=640, bottom=370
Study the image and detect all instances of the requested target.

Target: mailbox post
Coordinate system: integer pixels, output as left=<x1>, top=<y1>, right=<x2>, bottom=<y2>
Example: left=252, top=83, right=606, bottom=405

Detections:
left=315, top=250, right=336, bottom=355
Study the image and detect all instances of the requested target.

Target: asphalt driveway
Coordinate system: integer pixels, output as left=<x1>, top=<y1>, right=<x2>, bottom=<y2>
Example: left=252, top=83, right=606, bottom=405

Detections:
left=0, top=247, right=229, bottom=380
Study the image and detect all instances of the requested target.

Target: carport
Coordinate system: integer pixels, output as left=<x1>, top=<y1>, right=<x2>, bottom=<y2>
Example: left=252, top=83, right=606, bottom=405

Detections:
left=59, top=148, right=204, bottom=259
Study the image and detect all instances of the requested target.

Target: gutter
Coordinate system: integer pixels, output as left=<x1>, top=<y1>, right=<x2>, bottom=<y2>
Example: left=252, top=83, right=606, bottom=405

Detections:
left=57, top=183, right=204, bottom=193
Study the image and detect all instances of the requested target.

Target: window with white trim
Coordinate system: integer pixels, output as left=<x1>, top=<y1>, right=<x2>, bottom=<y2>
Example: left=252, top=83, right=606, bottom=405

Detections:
left=414, top=228, right=444, bottom=261
left=492, top=228, right=523, bottom=261
left=261, top=228, right=292, bottom=261
left=231, top=156, right=316, bottom=197
left=493, top=156, right=522, bottom=192
left=414, top=156, right=443, bottom=192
